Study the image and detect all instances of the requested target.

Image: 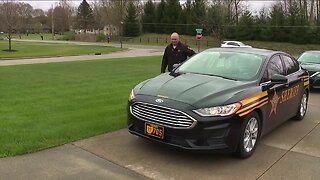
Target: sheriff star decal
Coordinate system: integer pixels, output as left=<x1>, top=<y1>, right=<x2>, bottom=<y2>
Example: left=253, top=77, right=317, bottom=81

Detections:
left=269, top=89, right=280, bottom=117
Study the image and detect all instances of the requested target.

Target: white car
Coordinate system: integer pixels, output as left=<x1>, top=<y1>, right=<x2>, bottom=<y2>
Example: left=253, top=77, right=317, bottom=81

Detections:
left=221, top=41, right=252, bottom=48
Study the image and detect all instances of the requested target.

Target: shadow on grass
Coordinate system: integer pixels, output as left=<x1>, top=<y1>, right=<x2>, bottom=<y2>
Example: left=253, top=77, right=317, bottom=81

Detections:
left=2, top=49, right=17, bottom=52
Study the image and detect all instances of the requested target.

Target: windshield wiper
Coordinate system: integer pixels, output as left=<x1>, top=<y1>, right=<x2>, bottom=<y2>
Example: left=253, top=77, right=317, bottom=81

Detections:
left=210, top=74, right=238, bottom=81
left=191, top=72, right=238, bottom=81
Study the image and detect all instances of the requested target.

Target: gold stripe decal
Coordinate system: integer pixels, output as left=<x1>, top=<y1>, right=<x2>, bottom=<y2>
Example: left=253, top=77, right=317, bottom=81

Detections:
left=304, top=80, right=309, bottom=86
left=237, top=91, right=269, bottom=117
left=237, top=97, right=268, bottom=114
left=240, top=91, right=268, bottom=106
left=239, top=101, right=268, bottom=117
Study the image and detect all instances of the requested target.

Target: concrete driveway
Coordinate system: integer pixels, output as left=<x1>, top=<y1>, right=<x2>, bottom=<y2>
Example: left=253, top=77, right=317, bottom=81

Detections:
left=1, top=91, right=319, bottom=180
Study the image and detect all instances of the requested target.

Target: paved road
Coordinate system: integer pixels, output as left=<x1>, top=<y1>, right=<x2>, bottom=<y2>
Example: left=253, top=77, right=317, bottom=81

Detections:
left=0, top=39, right=165, bottom=66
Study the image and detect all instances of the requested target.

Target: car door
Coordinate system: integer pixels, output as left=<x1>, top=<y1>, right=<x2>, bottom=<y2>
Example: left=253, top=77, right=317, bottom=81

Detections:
left=279, top=54, right=304, bottom=120
left=260, top=55, right=288, bottom=131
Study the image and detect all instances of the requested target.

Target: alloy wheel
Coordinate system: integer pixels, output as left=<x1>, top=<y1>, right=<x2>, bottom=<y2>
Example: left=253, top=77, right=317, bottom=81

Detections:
left=243, top=117, right=259, bottom=153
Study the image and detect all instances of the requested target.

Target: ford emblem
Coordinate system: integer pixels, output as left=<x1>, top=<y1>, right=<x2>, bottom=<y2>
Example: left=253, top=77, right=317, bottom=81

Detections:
left=155, top=99, right=164, bottom=103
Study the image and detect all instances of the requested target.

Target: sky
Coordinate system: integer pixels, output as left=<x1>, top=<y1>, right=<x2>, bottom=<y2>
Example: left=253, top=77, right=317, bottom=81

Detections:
left=21, top=0, right=275, bottom=13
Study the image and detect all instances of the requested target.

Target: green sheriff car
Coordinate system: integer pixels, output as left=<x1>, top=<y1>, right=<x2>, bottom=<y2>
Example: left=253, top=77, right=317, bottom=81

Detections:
left=127, top=48, right=309, bottom=158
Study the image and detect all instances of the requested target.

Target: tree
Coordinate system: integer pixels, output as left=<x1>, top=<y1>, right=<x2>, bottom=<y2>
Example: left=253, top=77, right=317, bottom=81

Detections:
left=206, top=3, right=229, bottom=43
left=76, top=0, right=95, bottom=32
left=123, top=2, right=140, bottom=37
left=269, top=3, right=287, bottom=42
left=32, top=9, right=47, bottom=31
left=177, top=0, right=192, bottom=35
left=162, top=0, right=181, bottom=33
left=155, top=0, right=166, bottom=33
left=17, top=3, right=33, bottom=33
left=236, top=10, right=254, bottom=40
left=53, top=6, right=70, bottom=32
left=142, top=0, right=156, bottom=33
left=255, top=7, right=272, bottom=41
left=0, top=0, right=21, bottom=51
left=92, top=0, right=105, bottom=33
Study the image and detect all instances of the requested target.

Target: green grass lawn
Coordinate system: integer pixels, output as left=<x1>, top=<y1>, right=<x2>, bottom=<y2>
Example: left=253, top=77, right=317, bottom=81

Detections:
left=1, top=33, right=63, bottom=41
left=0, top=41, right=124, bottom=59
left=0, top=56, right=161, bottom=157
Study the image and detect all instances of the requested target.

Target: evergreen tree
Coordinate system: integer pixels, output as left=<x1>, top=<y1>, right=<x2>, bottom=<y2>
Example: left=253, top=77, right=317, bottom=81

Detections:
left=287, top=2, right=309, bottom=43
left=123, top=2, right=140, bottom=37
left=76, top=0, right=95, bottom=32
left=255, top=7, right=272, bottom=41
left=269, top=3, right=287, bottom=42
left=162, top=0, right=181, bottom=33
left=191, top=0, right=206, bottom=25
left=236, top=10, right=254, bottom=40
left=177, top=0, right=191, bottom=35
left=142, top=0, right=156, bottom=33
left=155, top=0, right=166, bottom=33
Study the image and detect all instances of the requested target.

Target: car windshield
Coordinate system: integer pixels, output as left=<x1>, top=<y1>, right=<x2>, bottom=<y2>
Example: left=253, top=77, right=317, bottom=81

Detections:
left=298, top=52, right=320, bottom=64
left=177, top=51, right=266, bottom=81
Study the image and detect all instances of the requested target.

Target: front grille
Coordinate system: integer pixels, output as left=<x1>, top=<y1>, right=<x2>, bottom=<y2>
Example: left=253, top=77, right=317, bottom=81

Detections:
left=130, top=102, right=196, bottom=129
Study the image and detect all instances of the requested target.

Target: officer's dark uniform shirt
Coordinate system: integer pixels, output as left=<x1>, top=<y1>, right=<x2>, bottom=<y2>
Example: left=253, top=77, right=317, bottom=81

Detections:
left=161, top=42, right=196, bottom=73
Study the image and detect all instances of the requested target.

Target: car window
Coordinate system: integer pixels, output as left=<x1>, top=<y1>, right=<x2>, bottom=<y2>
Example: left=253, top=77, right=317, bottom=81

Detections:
left=263, top=55, right=284, bottom=81
left=282, top=55, right=299, bottom=75
left=227, top=42, right=240, bottom=46
left=178, top=51, right=265, bottom=81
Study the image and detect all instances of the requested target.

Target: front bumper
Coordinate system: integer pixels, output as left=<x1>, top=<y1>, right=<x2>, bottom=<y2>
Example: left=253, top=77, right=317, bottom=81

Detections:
left=127, top=97, right=244, bottom=153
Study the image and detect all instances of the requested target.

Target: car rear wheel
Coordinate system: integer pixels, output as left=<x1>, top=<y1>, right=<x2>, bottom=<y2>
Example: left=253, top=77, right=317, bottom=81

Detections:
left=236, top=112, right=260, bottom=159
left=294, top=91, right=308, bottom=120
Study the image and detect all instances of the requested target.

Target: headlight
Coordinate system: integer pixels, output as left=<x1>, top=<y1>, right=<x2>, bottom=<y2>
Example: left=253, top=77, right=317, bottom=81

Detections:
left=193, top=103, right=241, bottom=117
left=129, top=89, right=135, bottom=101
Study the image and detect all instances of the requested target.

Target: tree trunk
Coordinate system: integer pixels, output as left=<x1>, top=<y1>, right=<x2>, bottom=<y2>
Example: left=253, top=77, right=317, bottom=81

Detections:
left=234, top=0, right=238, bottom=25
left=310, top=0, right=315, bottom=22
left=303, top=0, right=308, bottom=20
left=317, top=0, right=320, bottom=22
left=8, top=31, right=12, bottom=51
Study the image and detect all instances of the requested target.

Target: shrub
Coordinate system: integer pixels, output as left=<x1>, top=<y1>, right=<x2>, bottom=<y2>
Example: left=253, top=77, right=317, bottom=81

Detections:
left=62, top=32, right=76, bottom=41
left=96, top=34, right=107, bottom=42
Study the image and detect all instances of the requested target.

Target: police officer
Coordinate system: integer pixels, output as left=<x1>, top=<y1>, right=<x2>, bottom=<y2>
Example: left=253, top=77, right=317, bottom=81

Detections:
left=161, top=32, right=196, bottom=73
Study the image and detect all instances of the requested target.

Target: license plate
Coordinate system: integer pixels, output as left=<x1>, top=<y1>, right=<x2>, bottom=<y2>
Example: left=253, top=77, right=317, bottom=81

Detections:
left=145, top=122, right=164, bottom=139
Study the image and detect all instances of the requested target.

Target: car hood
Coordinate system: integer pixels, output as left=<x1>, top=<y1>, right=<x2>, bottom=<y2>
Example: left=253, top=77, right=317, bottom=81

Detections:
left=136, top=73, right=254, bottom=107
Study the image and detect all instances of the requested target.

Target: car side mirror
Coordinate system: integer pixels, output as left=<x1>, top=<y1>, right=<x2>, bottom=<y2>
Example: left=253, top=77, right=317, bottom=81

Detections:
left=172, top=63, right=181, bottom=69
left=270, top=74, right=288, bottom=84
left=169, top=64, right=182, bottom=77
left=261, top=74, right=288, bottom=90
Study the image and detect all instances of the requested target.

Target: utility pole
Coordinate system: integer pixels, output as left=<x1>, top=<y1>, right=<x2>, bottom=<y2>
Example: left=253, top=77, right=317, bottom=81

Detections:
left=51, top=4, right=54, bottom=40
left=120, top=0, right=123, bottom=48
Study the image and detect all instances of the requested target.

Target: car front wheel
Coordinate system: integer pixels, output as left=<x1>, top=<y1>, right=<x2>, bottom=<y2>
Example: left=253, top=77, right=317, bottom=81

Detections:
left=294, top=91, right=308, bottom=120
left=236, top=111, right=260, bottom=159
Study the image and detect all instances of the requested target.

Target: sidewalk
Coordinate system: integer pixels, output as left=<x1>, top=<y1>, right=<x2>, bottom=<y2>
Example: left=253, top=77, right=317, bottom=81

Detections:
left=0, top=47, right=164, bottom=66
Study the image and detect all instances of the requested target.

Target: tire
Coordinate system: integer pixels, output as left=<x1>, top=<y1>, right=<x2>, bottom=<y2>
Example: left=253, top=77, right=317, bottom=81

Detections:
left=294, top=91, right=308, bottom=121
left=236, top=111, right=260, bottom=159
